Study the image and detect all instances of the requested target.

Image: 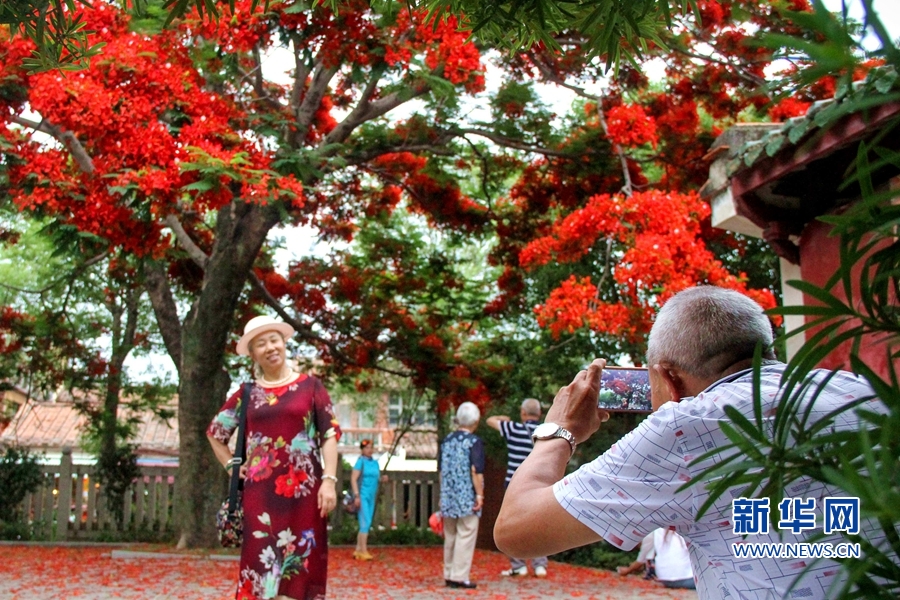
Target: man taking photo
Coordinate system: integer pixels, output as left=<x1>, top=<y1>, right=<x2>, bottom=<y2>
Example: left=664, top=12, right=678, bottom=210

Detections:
left=494, top=285, right=887, bottom=599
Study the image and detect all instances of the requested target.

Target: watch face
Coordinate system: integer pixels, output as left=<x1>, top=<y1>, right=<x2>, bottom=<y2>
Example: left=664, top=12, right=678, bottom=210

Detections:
left=533, top=422, right=559, bottom=439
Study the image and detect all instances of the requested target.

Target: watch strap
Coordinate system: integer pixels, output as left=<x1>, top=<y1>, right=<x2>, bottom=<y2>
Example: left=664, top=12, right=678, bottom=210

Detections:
left=532, top=424, right=577, bottom=456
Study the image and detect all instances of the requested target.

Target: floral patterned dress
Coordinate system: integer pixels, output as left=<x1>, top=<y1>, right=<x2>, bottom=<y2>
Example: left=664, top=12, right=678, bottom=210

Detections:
left=207, top=374, right=341, bottom=600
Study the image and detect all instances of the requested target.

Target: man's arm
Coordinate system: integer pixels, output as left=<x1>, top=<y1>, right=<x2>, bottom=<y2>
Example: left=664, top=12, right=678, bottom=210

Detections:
left=494, top=437, right=602, bottom=556
left=486, top=415, right=510, bottom=432
left=494, top=359, right=609, bottom=558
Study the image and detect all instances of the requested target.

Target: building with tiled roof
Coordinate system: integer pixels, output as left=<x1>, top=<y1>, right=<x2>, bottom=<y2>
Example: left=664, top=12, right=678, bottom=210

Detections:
left=702, top=66, right=899, bottom=378
left=0, top=386, right=437, bottom=469
left=0, top=398, right=179, bottom=465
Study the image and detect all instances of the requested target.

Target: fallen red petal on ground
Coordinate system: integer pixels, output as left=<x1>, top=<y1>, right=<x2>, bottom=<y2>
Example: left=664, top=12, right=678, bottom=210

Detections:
left=0, top=544, right=697, bottom=599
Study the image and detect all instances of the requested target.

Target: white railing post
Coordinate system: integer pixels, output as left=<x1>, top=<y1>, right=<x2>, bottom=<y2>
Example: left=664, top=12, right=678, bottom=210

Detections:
left=54, top=447, right=73, bottom=540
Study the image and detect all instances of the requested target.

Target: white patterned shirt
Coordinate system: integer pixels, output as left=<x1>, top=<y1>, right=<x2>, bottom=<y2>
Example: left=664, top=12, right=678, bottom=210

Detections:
left=553, top=364, right=885, bottom=599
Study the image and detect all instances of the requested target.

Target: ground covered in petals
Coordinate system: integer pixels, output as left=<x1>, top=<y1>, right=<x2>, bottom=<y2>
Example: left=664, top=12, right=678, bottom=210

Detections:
left=0, top=543, right=697, bottom=599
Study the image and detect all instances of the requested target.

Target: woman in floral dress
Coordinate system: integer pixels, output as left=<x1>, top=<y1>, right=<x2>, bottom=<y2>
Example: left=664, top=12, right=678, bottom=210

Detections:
left=207, top=316, right=342, bottom=600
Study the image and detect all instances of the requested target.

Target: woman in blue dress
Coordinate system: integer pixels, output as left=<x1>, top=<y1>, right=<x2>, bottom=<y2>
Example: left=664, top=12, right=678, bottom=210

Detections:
left=350, top=439, right=380, bottom=560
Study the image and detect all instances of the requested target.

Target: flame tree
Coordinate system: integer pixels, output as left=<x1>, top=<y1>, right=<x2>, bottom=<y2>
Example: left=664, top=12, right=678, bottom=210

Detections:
left=0, top=0, right=865, bottom=545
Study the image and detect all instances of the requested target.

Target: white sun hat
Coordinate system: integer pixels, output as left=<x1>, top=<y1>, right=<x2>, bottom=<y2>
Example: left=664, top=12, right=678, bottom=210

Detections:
left=236, top=315, right=296, bottom=356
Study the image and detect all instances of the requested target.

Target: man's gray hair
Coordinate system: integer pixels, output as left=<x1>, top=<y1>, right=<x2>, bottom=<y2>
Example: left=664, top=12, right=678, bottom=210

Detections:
left=647, top=286, right=774, bottom=380
left=520, top=398, right=541, bottom=417
left=455, top=401, right=481, bottom=427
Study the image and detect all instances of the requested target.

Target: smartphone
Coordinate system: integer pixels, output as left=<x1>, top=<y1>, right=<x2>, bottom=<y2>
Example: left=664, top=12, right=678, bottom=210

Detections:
left=597, top=366, right=652, bottom=413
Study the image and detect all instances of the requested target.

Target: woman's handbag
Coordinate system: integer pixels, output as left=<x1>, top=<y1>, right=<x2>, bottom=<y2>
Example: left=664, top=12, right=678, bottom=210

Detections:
left=428, top=510, right=443, bottom=536
left=341, top=489, right=359, bottom=515
left=216, top=383, right=251, bottom=548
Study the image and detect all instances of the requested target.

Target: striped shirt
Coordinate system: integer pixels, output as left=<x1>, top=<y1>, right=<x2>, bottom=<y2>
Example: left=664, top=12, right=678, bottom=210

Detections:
left=499, top=420, right=540, bottom=486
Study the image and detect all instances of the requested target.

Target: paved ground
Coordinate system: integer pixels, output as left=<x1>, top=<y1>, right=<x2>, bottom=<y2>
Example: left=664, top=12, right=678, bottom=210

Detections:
left=0, top=543, right=698, bottom=599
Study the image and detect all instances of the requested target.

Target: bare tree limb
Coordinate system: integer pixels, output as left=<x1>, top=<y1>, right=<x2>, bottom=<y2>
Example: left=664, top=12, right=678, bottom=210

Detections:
left=451, top=128, right=586, bottom=158
left=289, top=33, right=310, bottom=116
left=164, top=214, right=210, bottom=269
left=321, top=66, right=386, bottom=145
left=293, top=60, right=339, bottom=142
left=144, top=262, right=183, bottom=374
left=343, top=143, right=456, bottom=166
left=324, top=80, right=432, bottom=146
left=244, top=44, right=282, bottom=112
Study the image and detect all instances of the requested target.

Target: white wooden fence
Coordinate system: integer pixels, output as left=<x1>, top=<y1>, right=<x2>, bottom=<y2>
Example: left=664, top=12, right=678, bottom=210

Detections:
left=16, top=449, right=439, bottom=540
left=18, top=448, right=175, bottom=540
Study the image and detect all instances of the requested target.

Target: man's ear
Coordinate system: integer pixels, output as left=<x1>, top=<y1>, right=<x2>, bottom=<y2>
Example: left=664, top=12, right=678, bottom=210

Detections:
left=654, top=363, right=684, bottom=403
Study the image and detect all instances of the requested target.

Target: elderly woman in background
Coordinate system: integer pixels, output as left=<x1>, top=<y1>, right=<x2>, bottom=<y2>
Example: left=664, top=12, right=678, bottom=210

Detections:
left=207, top=315, right=341, bottom=600
left=350, top=438, right=380, bottom=560
left=439, top=401, right=485, bottom=590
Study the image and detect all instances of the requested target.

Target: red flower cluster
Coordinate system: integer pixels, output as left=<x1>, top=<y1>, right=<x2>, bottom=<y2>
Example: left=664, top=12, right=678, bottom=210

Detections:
left=605, top=104, right=658, bottom=148
left=402, top=11, right=486, bottom=93
left=768, top=96, right=812, bottom=121
left=523, top=190, right=776, bottom=341
left=372, top=152, right=489, bottom=232
left=184, top=0, right=272, bottom=53
left=0, top=306, right=30, bottom=354
left=1, top=3, right=285, bottom=256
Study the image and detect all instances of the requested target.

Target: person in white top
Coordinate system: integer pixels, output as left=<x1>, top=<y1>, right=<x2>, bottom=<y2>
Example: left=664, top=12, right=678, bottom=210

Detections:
left=617, top=528, right=694, bottom=589
left=494, top=286, right=888, bottom=599
left=652, top=529, right=694, bottom=589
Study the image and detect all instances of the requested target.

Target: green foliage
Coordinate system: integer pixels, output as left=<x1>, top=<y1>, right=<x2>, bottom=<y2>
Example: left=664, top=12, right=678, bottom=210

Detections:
left=1, top=0, right=106, bottom=71
left=488, top=81, right=558, bottom=145
left=553, top=539, right=638, bottom=571
left=95, top=444, right=142, bottom=526
left=0, top=445, right=45, bottom=522
left=0, top=519, right=35, bottom=541
left=333, top=0, right=697, bottom=72
left=328, top=520, right=443, bottom=546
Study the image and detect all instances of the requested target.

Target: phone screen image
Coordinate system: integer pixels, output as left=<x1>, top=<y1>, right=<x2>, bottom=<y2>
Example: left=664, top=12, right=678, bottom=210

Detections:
left=597, top=366, right=652, bottom=413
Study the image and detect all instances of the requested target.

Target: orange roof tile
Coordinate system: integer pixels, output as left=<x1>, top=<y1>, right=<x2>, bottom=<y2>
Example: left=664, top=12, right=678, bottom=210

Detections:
left=0, top=401, right=179, bottom=456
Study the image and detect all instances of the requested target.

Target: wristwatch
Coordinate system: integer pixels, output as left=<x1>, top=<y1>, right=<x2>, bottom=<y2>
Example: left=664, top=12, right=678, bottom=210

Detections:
left=532, top=422, right=577, bottom=456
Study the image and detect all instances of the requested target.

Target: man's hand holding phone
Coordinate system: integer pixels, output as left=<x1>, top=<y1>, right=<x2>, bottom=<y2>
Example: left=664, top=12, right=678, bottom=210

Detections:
left=545, top=358, right=611, bottom=444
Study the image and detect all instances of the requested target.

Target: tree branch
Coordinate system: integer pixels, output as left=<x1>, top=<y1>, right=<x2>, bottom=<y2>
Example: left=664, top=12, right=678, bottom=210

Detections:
left=289, top=33, right=310, bottom=116
left=671, top=47, right=768, bottom=88
left=293, top=59, right=339, bottom=143
left=528, top=53, right=634, bottom=195
left=343, top=143, right=456, bottom=166
left=248, top=273, right=413, bottom=378
left=164, top=214, right=209, bottom=269
left=451, top=128, right=586, bottom=157
left=11, top=115, right=95, bottom=175
left=324, top=79, right=431, bottom=146
left=0, top=251, right=107, bottom=295
left=242, top=44, right=282, bottom=112
left=144, top=261, right=183, bottom=374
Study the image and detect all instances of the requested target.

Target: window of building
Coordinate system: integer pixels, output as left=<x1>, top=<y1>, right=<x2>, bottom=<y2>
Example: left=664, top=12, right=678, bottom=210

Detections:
left=388, top=392, right=435, bottom=428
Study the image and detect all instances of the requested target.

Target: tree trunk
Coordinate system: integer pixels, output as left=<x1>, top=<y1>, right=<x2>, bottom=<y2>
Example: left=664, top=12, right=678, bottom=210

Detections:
left=173, top=200, right=279, bottom=548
